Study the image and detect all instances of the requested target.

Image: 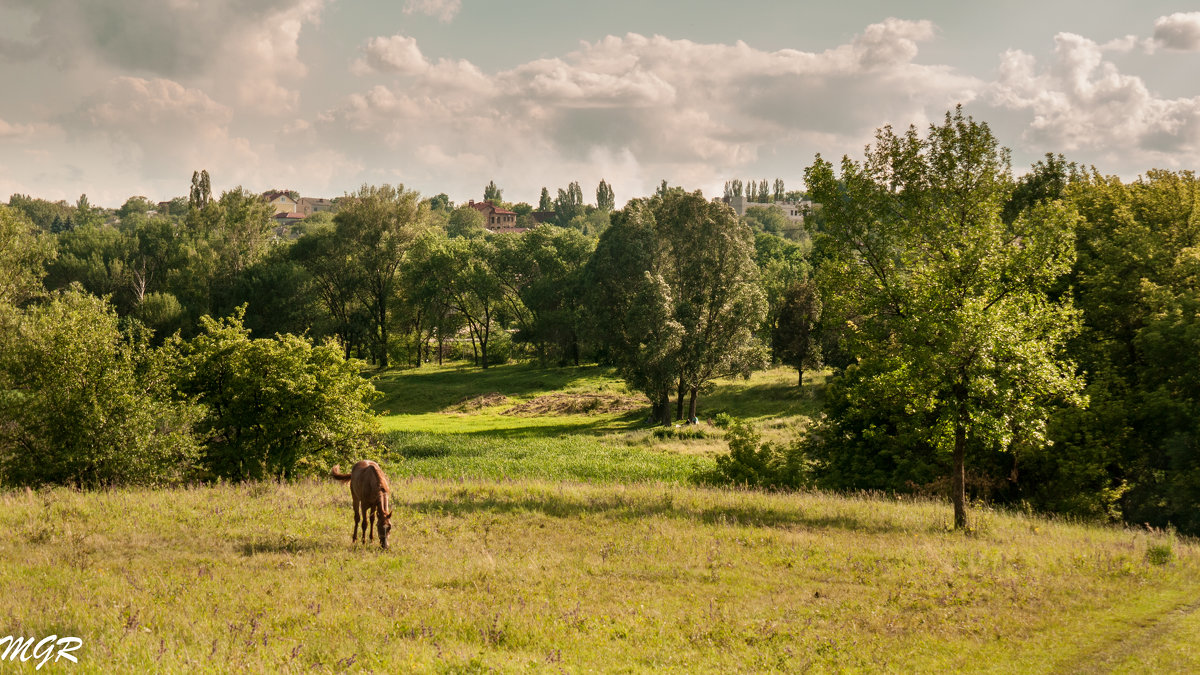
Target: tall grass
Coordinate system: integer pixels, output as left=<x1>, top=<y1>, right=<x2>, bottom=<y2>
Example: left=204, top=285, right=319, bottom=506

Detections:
left=1, top=480, right=1197, bottom=672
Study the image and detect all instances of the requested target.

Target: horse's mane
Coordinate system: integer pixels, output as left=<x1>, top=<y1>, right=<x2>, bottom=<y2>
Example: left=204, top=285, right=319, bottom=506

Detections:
left=371, top=463, right=390, bottom=493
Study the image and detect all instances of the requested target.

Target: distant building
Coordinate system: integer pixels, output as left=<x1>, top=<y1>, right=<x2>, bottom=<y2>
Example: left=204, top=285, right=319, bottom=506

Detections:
left=262, top=190, right=298, bottom=215
left=297, top=197, right=335, bottom=216
left=469, top=200, right=532, bottom=234
left=724, top=195, right=810, bottom=223
left=531, top=210, right=557, bottom=224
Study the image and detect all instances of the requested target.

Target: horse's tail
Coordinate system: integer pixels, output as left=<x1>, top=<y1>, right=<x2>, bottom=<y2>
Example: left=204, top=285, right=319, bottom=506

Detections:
left=330, top=465, right=352, bottom=482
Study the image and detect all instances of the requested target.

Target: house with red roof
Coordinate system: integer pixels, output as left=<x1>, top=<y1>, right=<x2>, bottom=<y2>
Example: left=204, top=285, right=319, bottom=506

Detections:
left=469, top=200, right=531, bottom=234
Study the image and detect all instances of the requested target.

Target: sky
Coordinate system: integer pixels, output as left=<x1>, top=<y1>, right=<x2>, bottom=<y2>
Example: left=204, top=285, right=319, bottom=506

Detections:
left=0, top=1, right=1198, bottom=208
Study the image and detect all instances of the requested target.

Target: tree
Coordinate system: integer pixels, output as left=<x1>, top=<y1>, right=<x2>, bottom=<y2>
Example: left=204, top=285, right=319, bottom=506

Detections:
left=292, top=228, right=366, bottom=358
left=170, top=309, right=379, bottom=481
left=334, top=184, right=426, bottom=368
left=538, top=187, right=553, bottom=211
left=588, top=191, right=767, bottom=422
left=1037, top=169, right=1200, bottom=532
left=424, top=236, right=506, bottom=368
left=74, top=194, right=104, bottom=229
left=585, top=201, right=683, bottom=424
left=0, top=290, right=200, bottom=487
left=446, top=204, right=487, bottom=239
left=189, top=170, right=212, bottom=209
left=484, top=180, right=502, bottom=203
left=0, top=205, right=55, bottom=305
left=653, top=190, right=768, bottom=419
left=804, top=108, right=1083, bottom=528
left=773, top=178, right=785, bottom=202
left=118, top=196, right=154, bottom=220
left=554, top=182, right=584, bottom=227
left=428, top=193, right=452, bottom=211
left=596, top=179, right=615, bottom=212
left=772, top=279, right=822, bottom=385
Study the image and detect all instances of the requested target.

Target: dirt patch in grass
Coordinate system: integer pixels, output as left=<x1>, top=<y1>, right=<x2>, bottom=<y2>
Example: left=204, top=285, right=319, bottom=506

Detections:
left=447, top=392, right=511, bottom=412
left=502, top=392, right=646, bottom=416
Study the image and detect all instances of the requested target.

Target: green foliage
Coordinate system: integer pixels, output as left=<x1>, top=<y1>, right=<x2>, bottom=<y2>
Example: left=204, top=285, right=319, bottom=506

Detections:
left=334, top=183, right=426, bottom=367
left=554, top=181, right=584, bottom=226
left=483, top=180, right=502, bottom=203
left=587, top=193, right=767, bottom=423
left=0, top=205, right=56, bottom=305
left=1045, top=169, right=1200, bottom=533
left=446, top=204, right=487, bottom=239
left=117, top=195, right=153, bottom=220
left=596, top=179, right=615, bottom=212
left=743, top=205, right=790, bottom=236
left=0, top=290, right=200, bottom=487
left=804, top=108, right=1084, bottom=527
left=171, top=309, right=380, bottom=480
left=701, top=418, right=807, bottom=489
left=132, top=291, right=186, bottom=338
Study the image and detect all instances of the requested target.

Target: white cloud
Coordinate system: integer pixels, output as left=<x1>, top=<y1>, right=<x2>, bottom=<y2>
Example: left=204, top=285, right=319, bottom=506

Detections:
left=990, top=32, right=1200, bottom=163
left=354, top=35, right=429, bottom=75
left=1154, top=12, right=1200, bottom=51
left=403, top=0, right=461, bottom=23
left=0, top=0, right=329, bottom=112
left=333, top=20, right=981, bottom=198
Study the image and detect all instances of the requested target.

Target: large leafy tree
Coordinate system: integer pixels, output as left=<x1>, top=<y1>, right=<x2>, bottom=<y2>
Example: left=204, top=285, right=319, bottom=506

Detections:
left=588, top=191, right=767, bottom=422
left=335, top=184, right=426, bottom=368
left=1039, top=169, right=1200, bottom=531
left=0, top=290, right=200, bottom=487
left=585, top=201, right=683, bottom=424
left=804, top=108, right=1083, bottom=528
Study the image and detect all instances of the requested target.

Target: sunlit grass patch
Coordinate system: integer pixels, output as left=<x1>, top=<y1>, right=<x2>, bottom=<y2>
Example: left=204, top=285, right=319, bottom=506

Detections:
left=1, top=480, right=1197, bottom=672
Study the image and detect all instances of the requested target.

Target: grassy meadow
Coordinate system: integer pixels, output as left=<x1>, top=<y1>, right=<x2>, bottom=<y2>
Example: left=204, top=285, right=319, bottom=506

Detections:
left=3, top=361, right=1199, bottom=672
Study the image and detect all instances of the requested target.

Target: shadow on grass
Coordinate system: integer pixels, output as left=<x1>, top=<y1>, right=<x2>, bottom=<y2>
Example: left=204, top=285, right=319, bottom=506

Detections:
left=373, top=362, right=620, bottom=415
left=402, top=490, right=906, bottom=535
left=381, top=411, right=649, bottom=449
left=701, top=380, right=825, bottom=420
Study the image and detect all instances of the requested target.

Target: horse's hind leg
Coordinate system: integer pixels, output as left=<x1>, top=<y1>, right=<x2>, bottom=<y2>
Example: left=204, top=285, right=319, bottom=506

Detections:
left=352, top=497, right=361, bottom=544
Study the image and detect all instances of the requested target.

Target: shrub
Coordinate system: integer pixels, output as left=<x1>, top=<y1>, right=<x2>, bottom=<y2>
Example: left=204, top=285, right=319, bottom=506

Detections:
left=698, top=418, right=808, bottom=489
left=170, top=308, right=380, bottom=481
left=0, top=289, right=200, bottom=487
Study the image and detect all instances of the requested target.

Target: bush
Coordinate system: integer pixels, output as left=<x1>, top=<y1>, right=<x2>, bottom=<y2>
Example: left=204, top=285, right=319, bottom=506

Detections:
left=0, top=290, right=201, bottom=487
left=697, top=418, right=808, bottom=489
left=486, top=329, right=513, bottom=366
left=171, top=308, right=381, bottom=481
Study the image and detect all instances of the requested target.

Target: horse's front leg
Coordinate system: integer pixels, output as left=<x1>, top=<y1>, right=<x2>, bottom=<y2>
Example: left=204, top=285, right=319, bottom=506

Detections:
left=367, top=507, right=376, bottom=541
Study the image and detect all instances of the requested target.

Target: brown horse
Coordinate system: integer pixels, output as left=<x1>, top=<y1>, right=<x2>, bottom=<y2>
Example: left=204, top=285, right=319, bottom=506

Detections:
left=330, top=461, right=392, bottom=549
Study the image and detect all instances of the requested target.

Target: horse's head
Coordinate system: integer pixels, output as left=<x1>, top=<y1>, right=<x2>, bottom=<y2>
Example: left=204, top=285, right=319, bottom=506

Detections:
left=378, top=509, right=393, bottom=550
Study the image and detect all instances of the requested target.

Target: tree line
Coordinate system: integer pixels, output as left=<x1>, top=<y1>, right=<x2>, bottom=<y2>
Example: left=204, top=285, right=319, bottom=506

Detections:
left=2, top=108, right=1200, bottom=534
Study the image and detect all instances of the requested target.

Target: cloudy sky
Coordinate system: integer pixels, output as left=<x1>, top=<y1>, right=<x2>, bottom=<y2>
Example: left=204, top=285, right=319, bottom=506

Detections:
left=0, top=1, right=1198, bottom=207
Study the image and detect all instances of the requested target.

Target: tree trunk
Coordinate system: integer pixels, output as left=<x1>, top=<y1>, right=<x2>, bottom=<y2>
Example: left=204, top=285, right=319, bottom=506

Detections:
left=378, top=302, right=389, bottom=369
left=676, top=379, right=686, bottom=421
left=952, top=415, right=967, bottom=530
left=687, top=388, right=698, bottom=420
left=658, top=390, right=672, bottom=426
left=798, top=367, right=804, bottom=387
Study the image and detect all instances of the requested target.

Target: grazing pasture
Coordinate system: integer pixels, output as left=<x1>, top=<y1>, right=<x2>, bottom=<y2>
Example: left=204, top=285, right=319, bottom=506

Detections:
left=3, top=361, right=1197, bottom=672
left=1, top=479, right=1197, bottom=672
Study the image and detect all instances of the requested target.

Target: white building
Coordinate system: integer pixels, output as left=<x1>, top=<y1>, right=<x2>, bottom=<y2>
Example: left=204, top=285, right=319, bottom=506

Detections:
left=724, top=194, right=810, bottom=223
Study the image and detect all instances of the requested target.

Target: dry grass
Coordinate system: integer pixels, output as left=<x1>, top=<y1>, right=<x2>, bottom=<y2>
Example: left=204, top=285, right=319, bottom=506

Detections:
left=2, top=479, right=1198, bottom=672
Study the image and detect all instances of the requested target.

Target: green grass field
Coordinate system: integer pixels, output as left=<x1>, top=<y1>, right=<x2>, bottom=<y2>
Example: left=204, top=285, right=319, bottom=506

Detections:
left=3, top=360, right=1198, bottom=672
left=2, top=480, right=1197, bottom=673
